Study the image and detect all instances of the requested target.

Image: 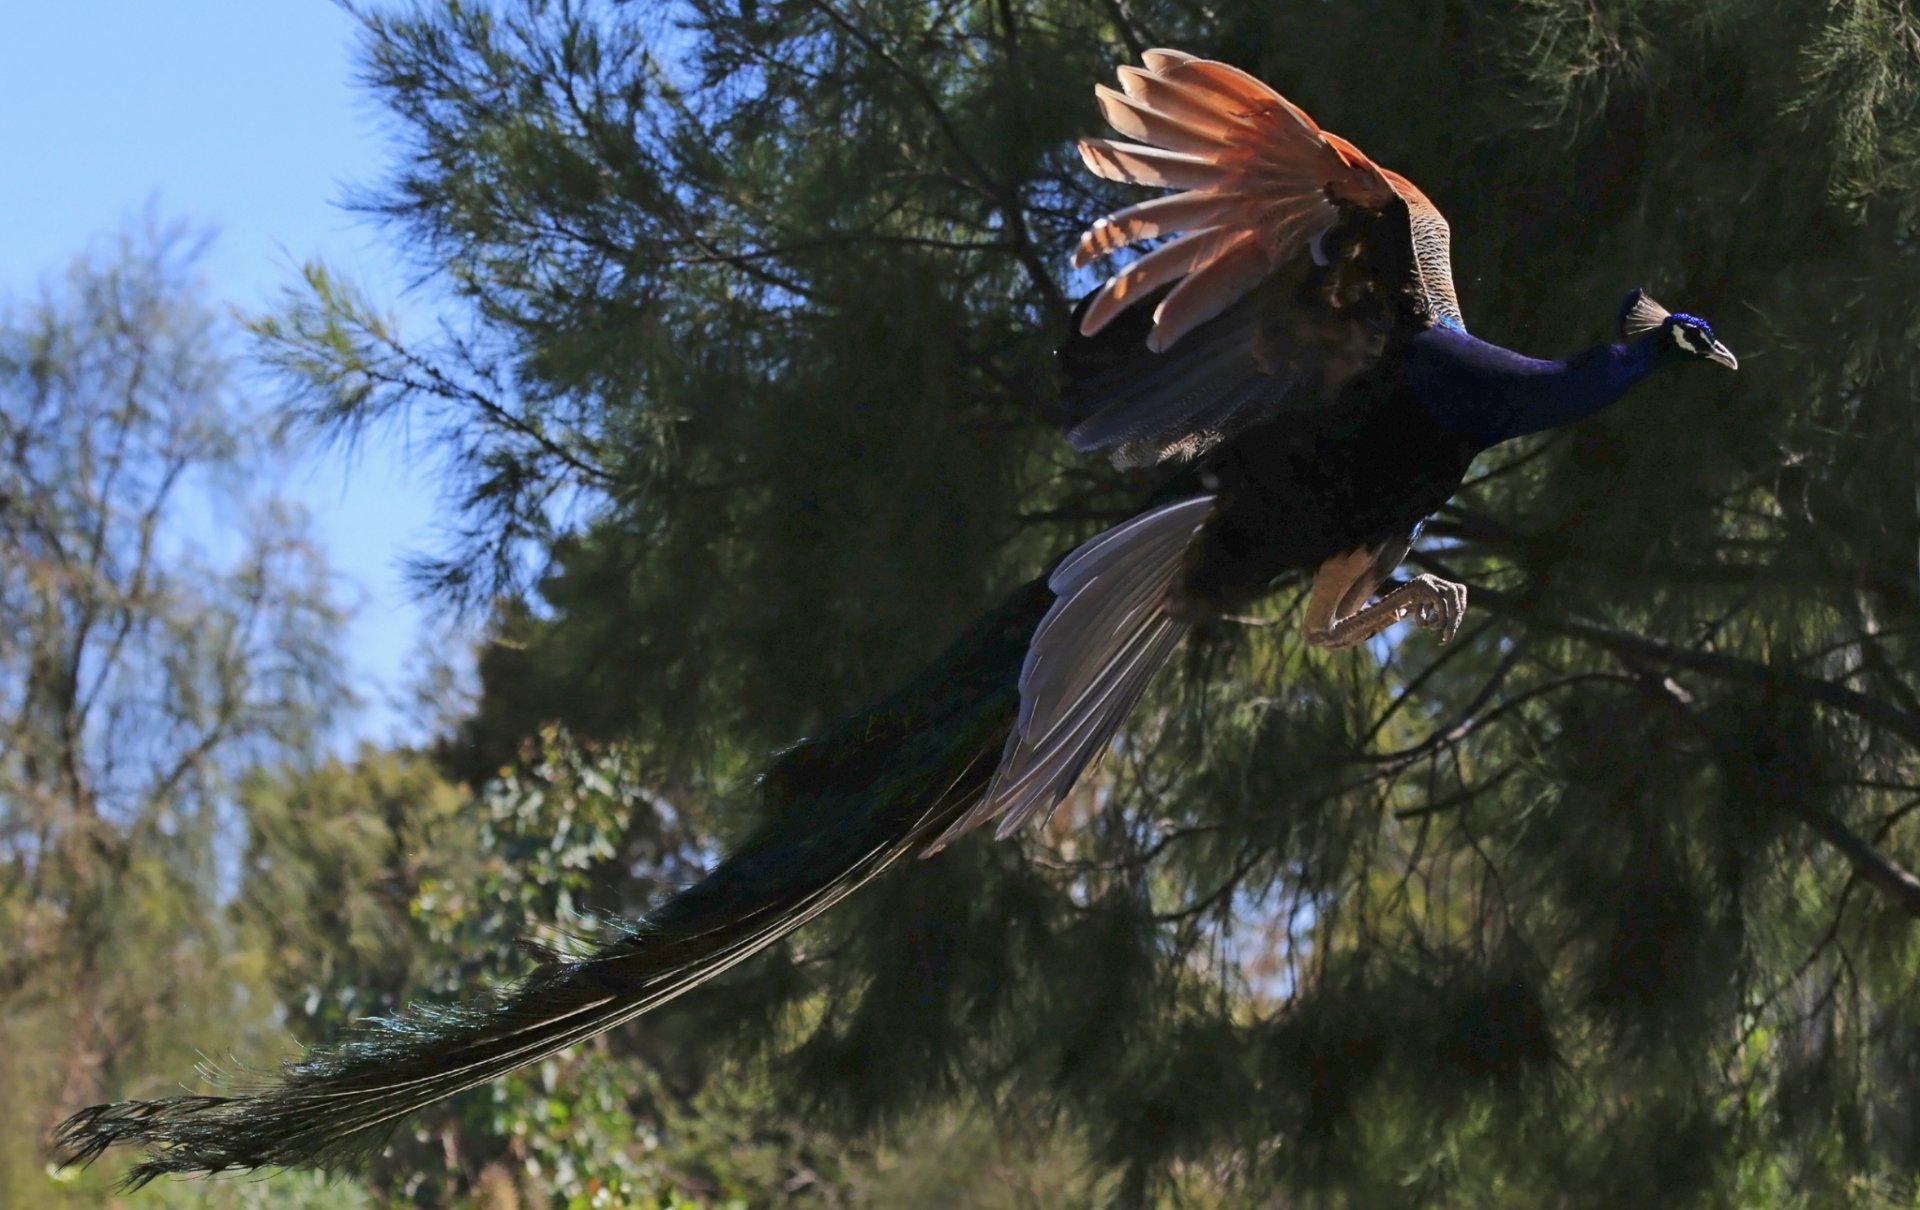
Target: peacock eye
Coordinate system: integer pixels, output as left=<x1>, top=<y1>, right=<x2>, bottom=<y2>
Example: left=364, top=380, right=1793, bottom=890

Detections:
left=1670, top=324, right=1711, bottom=354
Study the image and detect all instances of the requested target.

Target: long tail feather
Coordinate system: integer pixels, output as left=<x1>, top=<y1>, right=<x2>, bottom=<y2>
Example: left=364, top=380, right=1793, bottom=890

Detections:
left=54, top=577, right=1053, bottom=1187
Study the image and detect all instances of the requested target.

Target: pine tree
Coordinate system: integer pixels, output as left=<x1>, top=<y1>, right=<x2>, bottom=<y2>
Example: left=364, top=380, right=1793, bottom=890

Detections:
left=254, top=1, right=1920, bottom=1203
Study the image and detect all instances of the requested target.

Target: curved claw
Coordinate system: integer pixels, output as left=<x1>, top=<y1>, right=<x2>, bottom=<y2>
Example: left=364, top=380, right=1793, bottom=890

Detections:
left=1408, top=574, right=1467, bottom=644
left=1302, top=563, right=1470, bottom=651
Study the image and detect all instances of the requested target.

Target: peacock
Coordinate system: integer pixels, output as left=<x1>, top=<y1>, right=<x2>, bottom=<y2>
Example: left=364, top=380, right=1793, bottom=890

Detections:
left=55, top=49, right=1735, bottom=1185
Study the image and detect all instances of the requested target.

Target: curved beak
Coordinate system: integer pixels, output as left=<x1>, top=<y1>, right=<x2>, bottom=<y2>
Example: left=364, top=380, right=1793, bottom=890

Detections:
left=1706, top=339, right=1738, bottom=370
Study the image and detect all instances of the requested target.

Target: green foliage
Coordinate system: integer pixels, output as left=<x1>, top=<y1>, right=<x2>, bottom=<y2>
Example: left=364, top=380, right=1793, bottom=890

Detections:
left=411, top=727, right=710, bottom=988
left=236, top=747, right=471, bottom=1036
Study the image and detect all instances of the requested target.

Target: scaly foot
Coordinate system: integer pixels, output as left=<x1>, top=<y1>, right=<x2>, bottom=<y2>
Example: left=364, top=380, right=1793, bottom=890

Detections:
left=1305, top=573, right=1468, bottom=649
left=1405, top=574, right=1467, bottom=644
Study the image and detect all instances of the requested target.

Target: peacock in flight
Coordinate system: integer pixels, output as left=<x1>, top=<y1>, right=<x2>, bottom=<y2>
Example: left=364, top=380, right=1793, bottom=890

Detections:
left=57, top=49, right=1736, bottom=1185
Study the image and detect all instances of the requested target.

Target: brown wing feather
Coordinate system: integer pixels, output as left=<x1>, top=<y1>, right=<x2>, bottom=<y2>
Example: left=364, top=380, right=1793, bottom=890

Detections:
left=1061, top=51, right=1461, bottom=469
left=1075, top=51, right=1459, bottom=352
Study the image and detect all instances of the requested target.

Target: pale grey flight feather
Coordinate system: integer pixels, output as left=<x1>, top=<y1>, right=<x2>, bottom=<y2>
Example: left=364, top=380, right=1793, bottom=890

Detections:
left=922, top=494, right=1215, bottom=853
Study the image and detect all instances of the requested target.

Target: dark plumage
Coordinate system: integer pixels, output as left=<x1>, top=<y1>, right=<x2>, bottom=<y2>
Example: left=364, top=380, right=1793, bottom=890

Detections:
left=940, top=50, right=1735, bottom=844
left=54, top=49, right=1735, bottom=1185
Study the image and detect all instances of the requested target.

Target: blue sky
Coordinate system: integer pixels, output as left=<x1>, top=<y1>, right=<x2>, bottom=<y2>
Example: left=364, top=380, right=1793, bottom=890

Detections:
left=1, top=3, right=449, bottom=743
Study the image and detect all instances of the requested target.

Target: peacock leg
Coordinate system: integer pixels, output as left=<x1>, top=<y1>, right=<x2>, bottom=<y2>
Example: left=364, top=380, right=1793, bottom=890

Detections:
left=1303, top=544, right=1467, bottom=649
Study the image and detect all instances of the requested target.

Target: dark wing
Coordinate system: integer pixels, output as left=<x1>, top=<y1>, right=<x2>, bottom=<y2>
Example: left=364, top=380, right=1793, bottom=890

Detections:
left=1063, top=49, right=1464, bottom=468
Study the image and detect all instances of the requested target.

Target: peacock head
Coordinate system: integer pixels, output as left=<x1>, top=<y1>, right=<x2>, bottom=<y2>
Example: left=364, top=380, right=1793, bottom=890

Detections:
left=1617, top=288, right=1737, bottom=370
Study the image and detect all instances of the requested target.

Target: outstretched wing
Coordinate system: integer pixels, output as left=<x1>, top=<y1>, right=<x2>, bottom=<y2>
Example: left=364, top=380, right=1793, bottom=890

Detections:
left=1063, top=48, right=1464, bottom=468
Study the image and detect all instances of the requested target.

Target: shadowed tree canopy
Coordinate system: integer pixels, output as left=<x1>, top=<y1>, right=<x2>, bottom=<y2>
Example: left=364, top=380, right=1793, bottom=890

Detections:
left=235, top=0, right=1920, bottom=1203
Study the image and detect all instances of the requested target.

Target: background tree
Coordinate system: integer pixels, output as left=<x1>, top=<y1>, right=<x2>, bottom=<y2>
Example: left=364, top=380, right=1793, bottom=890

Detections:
left=0, top=218, right=349, bottom=1201
left=59, top=0, right=1920, bottom=1204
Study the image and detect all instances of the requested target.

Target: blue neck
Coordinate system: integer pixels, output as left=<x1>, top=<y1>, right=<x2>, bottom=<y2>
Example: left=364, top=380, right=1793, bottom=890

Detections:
left=1402, top=326, right=1667, bottom=448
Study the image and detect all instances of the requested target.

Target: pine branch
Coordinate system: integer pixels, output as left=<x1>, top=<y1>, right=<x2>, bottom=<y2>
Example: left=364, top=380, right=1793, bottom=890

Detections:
left=1456, top=579, right=1920, bottom=753
left=1791, top=805, right=1920, bottom=919
left=1449, top=575, right=1920, bottom=918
